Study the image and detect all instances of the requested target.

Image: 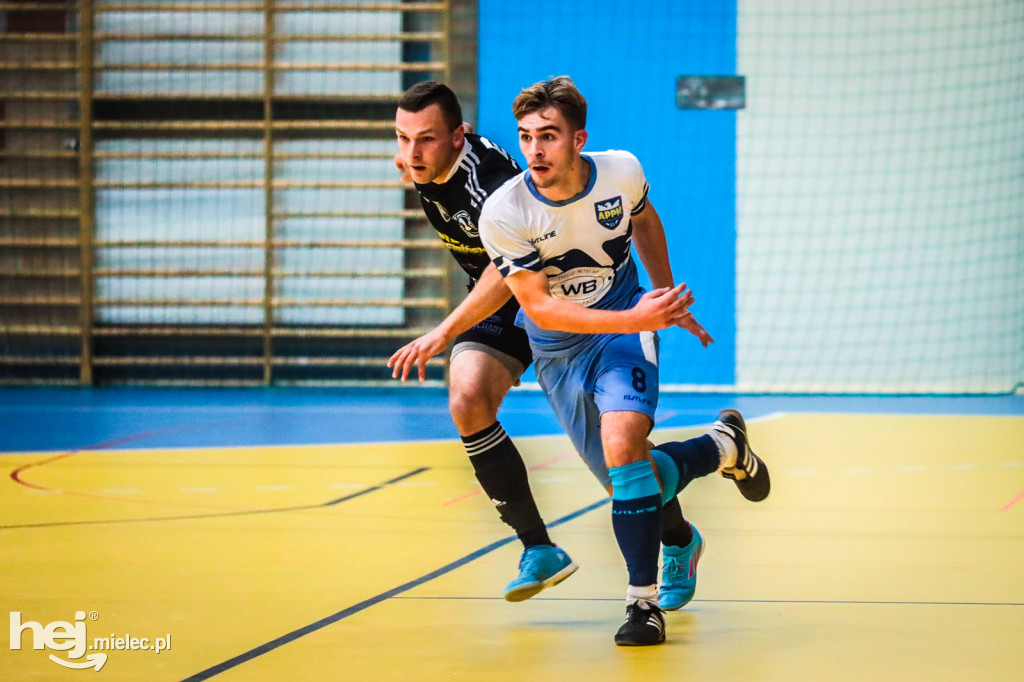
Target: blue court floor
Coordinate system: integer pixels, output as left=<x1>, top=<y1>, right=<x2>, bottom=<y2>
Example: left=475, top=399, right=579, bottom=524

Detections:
left=1, top=387, right=1021, bottom=453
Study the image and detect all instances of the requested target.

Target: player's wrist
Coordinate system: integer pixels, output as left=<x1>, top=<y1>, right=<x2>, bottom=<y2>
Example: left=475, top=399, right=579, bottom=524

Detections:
left=621, top=307, right=646, bottom=335
left=434, top=321, right=457, bottom=344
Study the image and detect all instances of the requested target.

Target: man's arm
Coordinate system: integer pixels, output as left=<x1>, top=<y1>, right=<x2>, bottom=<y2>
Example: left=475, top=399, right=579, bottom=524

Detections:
left=503, top=268, right=694, bottom=335
left=629, top=199, right=715, bottom=347
left=388, top=263, right=512, bottom=381
left=630, top=198, right=675, bottom=290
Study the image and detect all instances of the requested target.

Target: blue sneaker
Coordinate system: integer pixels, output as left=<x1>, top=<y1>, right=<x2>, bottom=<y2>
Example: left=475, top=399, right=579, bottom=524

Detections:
left=658, top=524, right=704, bottom=611
left=503, top=544, right=578, bottom=602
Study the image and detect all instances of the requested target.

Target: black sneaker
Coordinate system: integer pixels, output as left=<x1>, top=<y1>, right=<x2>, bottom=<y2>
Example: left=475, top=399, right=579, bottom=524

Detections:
left=614, top=599, right=666, bottom=646
left=715, top=409, right=771, bottom=502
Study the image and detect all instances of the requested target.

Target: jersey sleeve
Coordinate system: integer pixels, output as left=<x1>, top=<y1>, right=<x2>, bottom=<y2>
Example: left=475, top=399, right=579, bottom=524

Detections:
left=619, top=150, right=650, bottom=216
left=631, top=181, right=651, bottom=216
left=479, top=202, right=542, bottom=278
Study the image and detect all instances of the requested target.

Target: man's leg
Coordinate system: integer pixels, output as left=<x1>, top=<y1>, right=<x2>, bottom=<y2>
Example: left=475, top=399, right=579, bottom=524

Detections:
left=602, top=410, right=667, bottom=646
left=586, top=331, right=675, bottom=645
left=449, top=348, right=576, bottom=601
left=648, top=411, right=771, bottom=610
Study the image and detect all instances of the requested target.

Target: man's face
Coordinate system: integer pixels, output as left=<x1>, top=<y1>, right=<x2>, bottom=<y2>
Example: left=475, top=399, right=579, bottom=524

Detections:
left=517, top=106, right=587, bottom=198
left=395, top=103, right=463, bottom=185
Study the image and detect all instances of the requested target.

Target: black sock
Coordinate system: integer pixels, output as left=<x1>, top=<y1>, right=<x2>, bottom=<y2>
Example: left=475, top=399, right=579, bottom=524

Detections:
left=609, top=461, right=663, bottom=587
left=660, top=497, right=694, bottom=548
left=463, top=422, right=551, bottom=548
left=654, top=434, right=721, bottom=497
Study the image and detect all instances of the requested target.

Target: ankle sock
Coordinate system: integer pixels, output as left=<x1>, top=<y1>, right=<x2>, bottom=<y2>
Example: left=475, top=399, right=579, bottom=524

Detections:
left=707, top=425, right=739, bottom=469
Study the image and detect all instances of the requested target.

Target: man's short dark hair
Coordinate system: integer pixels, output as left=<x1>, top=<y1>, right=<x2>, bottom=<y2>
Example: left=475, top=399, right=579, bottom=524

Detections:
left=512, top=76, right=587, bottom=131
left=397, top=81, right=463, bottom=132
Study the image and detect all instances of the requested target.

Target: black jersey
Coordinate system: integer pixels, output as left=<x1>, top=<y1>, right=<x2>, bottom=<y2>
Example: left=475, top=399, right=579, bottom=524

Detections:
left=413, top=133, right=522, bottom=282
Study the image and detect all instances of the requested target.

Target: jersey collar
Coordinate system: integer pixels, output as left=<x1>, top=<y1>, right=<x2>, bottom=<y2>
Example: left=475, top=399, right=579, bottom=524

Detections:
left=525, top=154, right=596, bottom=207
left=439, top=137, right=471, bottom=184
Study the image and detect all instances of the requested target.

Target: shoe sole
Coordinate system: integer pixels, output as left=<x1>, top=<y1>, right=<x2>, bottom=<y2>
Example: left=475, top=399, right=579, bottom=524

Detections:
left=738, top=453, right=770, bottom=502
left=615, top=619, right=667, bottom=646
left=503, top=561, right=579, bottom=602
left=718, top=409, right=771, bottom=502
left=614, top=634, right=666, bottom=646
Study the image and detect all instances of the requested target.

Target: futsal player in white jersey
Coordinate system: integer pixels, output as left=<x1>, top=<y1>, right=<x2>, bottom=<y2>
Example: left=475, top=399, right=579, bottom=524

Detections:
left=480, top=76, right=770, bottom=646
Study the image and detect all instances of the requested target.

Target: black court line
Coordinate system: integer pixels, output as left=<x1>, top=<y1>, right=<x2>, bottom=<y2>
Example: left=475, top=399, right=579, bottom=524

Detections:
left=692, top=598, right=1024, bottom=607
left=392, top=596, right=1024, bottom=607
left=0, top=468, right=429, bottom=530
left=181, top=496, right=612, bottom=682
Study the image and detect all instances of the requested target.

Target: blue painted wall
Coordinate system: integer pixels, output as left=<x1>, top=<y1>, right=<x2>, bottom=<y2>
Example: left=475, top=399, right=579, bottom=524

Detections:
left=478, top=0, right=737, bottom=387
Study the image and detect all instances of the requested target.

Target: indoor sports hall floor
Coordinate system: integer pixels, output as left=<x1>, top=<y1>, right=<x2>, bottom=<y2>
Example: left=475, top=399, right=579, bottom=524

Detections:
left=2, top=387, right=1022, bottom=681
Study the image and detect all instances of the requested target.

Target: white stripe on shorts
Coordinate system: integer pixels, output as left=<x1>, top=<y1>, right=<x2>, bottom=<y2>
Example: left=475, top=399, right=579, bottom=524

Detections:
left=639, top=331, right=658, bottom=367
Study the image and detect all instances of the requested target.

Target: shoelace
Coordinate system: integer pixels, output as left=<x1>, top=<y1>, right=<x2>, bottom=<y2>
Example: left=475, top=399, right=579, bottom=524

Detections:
left=662, top=555, right=683, bottom=581
left=519, top=547, right=547, bottom=574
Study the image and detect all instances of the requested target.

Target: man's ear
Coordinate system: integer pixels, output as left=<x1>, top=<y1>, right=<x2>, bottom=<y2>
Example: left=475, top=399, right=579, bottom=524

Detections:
left=574, top=128, right=588, bottom=154
left=453, top=123, right=466, bottom=149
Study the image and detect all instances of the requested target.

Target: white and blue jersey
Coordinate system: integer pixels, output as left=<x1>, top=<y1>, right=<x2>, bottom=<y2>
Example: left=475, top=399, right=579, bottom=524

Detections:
left=479, top=150, right=650, bottom=356
left=480, top=150, right=659, bottom=482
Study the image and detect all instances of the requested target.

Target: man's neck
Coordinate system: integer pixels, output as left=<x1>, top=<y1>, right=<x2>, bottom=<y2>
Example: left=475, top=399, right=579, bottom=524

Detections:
left=432, top=140, right=469, bottom=185
left=539, top=156, right=591, bottom=202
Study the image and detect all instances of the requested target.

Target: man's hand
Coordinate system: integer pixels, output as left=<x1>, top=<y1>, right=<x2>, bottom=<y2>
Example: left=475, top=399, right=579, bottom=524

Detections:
left=395, top=151, right=411, bottom=183
left=628, top=283, right=696, bottom=332
left=678, top=313, right=714, bottom=347
left=387, top=327, right=452, bottom=382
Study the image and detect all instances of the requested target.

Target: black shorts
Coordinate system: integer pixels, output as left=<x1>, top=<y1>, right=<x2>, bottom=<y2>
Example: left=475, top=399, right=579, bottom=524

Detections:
left=450, top=296, right=533, bottom=377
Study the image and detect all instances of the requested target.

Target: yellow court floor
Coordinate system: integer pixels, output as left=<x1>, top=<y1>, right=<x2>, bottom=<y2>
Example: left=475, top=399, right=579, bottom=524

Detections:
left=2, top=413, right=1023, bottom=681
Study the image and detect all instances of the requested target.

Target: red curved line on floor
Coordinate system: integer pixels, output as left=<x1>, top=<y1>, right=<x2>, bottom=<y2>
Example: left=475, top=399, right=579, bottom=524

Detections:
left=8, top=427, right=246, bottom=511
left=9, top=452, right=78, bottom=490
left=441, top=450, right=576, bottom=507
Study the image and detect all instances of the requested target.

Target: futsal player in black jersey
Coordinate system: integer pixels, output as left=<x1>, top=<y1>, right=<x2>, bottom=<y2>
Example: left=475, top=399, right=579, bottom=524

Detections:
left=390, top=81, right=577, bottom=600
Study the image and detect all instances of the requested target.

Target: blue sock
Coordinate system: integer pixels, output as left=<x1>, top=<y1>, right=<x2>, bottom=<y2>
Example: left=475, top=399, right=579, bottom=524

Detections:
left=651, top=435, right=721, bottom=502
left=609, top=460, right=663, bottom=587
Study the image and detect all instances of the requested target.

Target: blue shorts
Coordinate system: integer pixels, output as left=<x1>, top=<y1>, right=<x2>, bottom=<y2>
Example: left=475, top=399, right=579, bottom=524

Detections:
left=533, top=331, right=660, bottom=488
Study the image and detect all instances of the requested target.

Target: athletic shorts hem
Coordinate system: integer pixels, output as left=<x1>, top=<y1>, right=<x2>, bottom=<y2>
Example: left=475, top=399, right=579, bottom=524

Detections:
left=450, top=342, right=527, bottom=383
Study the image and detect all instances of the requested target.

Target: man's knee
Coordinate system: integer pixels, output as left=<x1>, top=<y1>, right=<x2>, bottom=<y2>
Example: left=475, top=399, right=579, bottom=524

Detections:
left=600, top=411, right=654, bottom=468
left=603, top=433, right=647, bottom=467
left=449, top=383, right=486, bottom=420
left=448, top=380, right=500, bottom=432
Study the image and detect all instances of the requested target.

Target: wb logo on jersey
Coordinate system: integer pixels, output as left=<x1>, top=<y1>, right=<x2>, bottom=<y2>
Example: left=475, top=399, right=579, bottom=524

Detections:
left=550, top=267, right=613, bottom=306
left=595, top=196, right=624, bottom=229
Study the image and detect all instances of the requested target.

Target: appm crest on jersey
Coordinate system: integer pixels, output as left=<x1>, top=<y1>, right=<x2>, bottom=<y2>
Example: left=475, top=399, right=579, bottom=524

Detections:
left=594, top=196, right=624, bottom=229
